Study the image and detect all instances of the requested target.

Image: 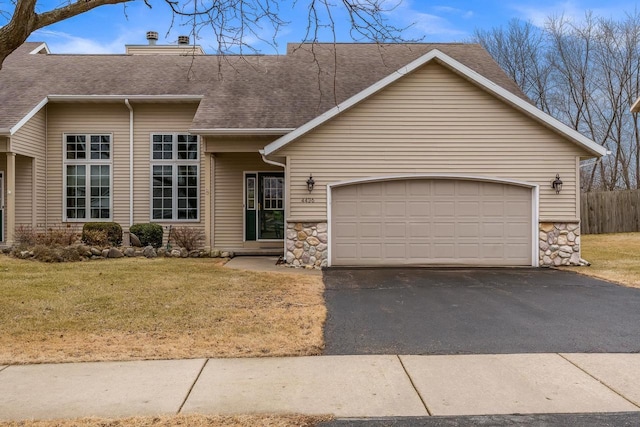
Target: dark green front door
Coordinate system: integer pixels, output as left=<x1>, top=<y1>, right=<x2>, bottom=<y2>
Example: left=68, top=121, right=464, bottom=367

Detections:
left=245, top=172, right=284, bottom=241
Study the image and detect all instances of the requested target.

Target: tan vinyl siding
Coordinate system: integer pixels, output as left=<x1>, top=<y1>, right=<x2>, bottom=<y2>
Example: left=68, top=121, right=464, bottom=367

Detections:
left=46, top=103, right=129, bottom=226
left=14, top=155, right=33, bottom=227
left=10, top=108, right=46, bottom=228
left=213, top=152, right=282, bottom=248
left=277, top=62, right=590, bottom=221
left=132, top=103, right=203, bottom=239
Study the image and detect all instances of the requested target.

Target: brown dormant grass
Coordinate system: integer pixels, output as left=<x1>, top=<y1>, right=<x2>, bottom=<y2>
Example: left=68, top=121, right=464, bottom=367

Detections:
left=0, top=256, right=325, bottom=364
left=0, top=414, right=331, bottom=427
left=568, top=232, right=640, bottom=288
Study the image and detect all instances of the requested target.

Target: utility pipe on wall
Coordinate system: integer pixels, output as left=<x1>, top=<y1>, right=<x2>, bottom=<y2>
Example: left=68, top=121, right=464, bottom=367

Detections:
left=125, top=99, right=134, bottom=228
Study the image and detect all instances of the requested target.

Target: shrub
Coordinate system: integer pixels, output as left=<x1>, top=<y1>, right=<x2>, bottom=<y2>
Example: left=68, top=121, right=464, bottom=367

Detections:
left=31, top=245, right=83, bottom=262
left=14, top=225, right=37, bottom=247
left=14, top=225, right=78, bottom=247
left=82, top=222, right=122, bottom=246
left=82, top=229, right=110, bottom=247
left=38, top=226, right=79, bottom=246
left=171, top=226, right=204, bottom=251
left=129, top=223, right=164, bottom=248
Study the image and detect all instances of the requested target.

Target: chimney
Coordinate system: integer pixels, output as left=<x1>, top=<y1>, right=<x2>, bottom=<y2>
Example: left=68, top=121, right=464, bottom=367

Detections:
left=178, top=35, right=190, bottom=45
left=146, top=31, right=159, bottom=45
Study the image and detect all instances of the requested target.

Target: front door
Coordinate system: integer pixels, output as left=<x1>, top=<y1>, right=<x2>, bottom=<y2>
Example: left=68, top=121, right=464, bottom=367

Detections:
left=245, top=172, right=284, bottom=241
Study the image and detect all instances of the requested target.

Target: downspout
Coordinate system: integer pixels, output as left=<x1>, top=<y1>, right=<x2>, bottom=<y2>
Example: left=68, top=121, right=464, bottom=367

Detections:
left=44, top=105, right=48, bottom=230
left=259, top=150, right=287, bottom=257
left=125, top=99, right=134, bottom=228
left=259, top=150, right=285, bottom=168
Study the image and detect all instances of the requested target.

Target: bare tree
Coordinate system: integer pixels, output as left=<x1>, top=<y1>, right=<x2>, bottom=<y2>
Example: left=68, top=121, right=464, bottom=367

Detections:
left=475, top=12, right=640, bottom=192
left=0, top=0, right=409, bottom=69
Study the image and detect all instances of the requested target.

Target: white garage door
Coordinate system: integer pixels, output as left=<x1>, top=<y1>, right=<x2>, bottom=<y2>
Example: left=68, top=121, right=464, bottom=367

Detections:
left=330, top=179, right=532, bottom=266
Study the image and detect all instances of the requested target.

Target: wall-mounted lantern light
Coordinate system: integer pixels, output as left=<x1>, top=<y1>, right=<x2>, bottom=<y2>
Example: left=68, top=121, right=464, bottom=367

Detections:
left=306, top=174, right=315, bottom=193
left=552, top=174, right=563, bottom=194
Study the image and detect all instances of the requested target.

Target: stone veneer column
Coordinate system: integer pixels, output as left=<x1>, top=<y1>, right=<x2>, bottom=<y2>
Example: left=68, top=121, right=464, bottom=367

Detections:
left=539, top=222, right=581, bottom=266
left=285, top=222, right=328, bottom=268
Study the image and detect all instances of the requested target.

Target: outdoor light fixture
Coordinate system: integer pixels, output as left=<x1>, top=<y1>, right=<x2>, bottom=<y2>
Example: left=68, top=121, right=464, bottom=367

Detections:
left=306, top=174, right=315, bottom=192
left=552, top=174, right=563, bottom=194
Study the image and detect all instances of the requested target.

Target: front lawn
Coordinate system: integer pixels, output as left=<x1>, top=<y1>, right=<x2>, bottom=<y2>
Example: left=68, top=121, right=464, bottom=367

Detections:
left=0, top=256, right=325, bottom=364
left=0, top=414, right=330, bottom=427
left=569, top=232, right=640, bottom=288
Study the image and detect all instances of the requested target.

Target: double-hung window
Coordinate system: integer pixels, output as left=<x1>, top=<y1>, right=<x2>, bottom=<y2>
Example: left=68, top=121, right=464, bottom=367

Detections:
left=64, top=134, right=112, bottom=221
left=151, top=133, right=199, bottom=221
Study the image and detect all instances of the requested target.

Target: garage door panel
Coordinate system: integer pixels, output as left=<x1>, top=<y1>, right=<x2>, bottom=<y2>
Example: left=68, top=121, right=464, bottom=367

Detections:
left=434, top=181, right=456, bottom=196
left=360, top=183, right=383, bottom=196
left=385, top=243, right=407, bottom=258
left=457, top=181, right=480, bottom=195
left=360, top=222, right=382, bottom=238
left=408, top=201, right=431, bottom=216
left=434, top=201, right=455, bottom=216
left=409, top=222, right=431, bottom=237
left=386, top=202, right=407, bottom=216
left=334, top=200, right=358, bottom=216
left=483, top=201, right=505, bottom=216
left=483, top=222, right=505, bottom=239
left=458, top=222, right=480, bottom=237
left=360, top=243, right=383, bottom=259
left=458, top=243, right=480, bottom=258
left=458, top=201, right=481, bottom=216
left=385, top=222, right=407, bottom=238
left=331, top=179, right=532, bottom=266
left=334, top=222, right=358, bottom=238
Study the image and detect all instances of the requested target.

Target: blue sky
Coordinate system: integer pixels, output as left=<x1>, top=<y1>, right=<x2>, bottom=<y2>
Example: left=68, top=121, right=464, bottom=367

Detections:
left=21, top=0, right=640, bottom=54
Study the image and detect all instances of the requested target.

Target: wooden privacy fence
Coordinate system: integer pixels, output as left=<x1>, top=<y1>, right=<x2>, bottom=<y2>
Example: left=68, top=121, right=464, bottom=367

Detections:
left=581, top=190, right=640, bottom=234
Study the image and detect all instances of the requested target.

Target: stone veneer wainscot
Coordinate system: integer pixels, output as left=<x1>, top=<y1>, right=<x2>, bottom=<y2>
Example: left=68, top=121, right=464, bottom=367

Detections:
left=539, top=222, right=581, bottom=266
left=286, top=222, right=328, bottom=268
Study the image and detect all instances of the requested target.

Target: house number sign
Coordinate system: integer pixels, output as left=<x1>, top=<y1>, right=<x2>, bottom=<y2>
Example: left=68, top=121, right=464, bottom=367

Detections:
left=301, top=198, right=315, bottom=203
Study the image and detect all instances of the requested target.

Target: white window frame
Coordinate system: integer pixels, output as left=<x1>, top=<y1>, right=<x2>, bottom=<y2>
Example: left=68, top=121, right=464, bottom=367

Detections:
left=62, top=133, right=113, bottom=222
left=149, top=133, right=200, bottom=222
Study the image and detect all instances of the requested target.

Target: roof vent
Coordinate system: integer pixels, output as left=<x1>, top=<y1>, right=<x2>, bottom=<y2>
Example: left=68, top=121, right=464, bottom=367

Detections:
left=178, top=35, right=190, bottom=45
left=146, top=31, right=159, bottom=45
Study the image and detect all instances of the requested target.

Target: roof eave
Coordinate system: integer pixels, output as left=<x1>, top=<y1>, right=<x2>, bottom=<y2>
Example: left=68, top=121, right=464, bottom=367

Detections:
left=631, top=97, right=640, bottom=113
left=190, top=128, right=294, bottom=136
left=263, top=49, right=607, bottom=158
left=47, top=95, right=204, bottom=102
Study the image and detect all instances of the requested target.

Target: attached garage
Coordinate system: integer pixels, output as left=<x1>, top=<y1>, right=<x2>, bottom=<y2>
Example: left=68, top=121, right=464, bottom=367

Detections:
left=330, top=177, right=535, bottom=266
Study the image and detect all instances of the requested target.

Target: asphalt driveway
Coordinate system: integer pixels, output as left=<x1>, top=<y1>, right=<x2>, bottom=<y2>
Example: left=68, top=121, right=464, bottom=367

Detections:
left=323, top=268, right=640, bottom=355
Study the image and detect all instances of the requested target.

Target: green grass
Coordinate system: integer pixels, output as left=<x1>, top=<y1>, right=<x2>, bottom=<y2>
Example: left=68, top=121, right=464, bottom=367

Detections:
left=568, top=232, right=640, bottom=288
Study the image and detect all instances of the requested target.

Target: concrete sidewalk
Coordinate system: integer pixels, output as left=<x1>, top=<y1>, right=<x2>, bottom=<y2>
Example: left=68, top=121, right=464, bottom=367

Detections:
left=1, top=354, right=640, bottom=422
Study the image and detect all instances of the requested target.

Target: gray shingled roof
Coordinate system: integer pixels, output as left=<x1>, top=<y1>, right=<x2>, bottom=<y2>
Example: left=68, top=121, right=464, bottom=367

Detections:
left=0, top=42, right=527, bottom=131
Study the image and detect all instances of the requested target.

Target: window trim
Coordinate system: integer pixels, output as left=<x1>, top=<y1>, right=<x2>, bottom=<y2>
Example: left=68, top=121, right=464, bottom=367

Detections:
left=149, top=133, right=200, bottom=222
left=62, top=133, right=113, bottom=222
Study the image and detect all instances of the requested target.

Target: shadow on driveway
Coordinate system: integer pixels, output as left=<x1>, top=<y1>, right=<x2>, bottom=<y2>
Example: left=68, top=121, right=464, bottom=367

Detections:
left=323, top=268, right=640, bottom=355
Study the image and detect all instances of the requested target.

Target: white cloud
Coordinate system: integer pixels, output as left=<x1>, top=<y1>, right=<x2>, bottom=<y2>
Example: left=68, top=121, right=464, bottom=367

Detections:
left=384, top=0, right=471, bottom=40
left=32, top=29, right=134, bottom=54
left=509, top=0, right=638, bottom=27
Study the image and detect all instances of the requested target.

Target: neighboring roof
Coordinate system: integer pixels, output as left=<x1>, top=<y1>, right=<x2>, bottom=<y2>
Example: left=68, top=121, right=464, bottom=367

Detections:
left=632, top=97, right=640, bottom=113
left=0, top=42, right=528, bottom=134
left=263, top=49, right=607, bottom=158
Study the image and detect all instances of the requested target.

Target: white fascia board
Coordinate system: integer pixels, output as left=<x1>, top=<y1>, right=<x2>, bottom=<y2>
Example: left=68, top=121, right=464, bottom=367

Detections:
left=47, top=95, right=204, bottom=102
left=190, top=128, right=294, bottom=136
left=29, top=43, right=50, bottom=54
left=631, top=97, right=640, bottom=113
left=9, top=97, right=48, bottom=135
left=264, top=49, right=607, bottom=158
